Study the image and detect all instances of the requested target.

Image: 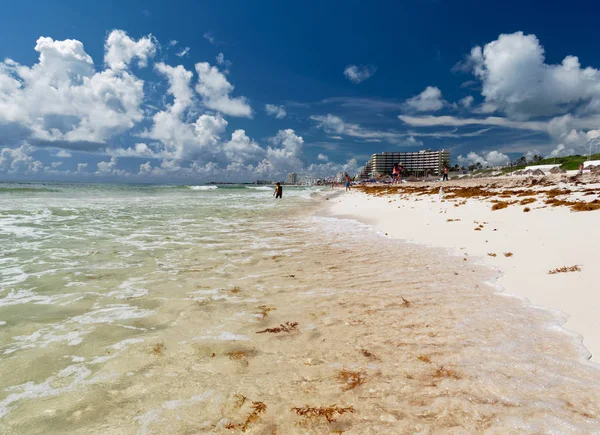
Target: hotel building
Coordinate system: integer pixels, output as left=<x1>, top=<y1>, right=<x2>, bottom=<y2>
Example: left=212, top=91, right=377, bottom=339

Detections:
left=359, top=149, right=450, bottom=178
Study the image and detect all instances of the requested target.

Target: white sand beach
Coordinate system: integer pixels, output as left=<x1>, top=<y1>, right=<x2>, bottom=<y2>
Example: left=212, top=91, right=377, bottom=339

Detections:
left=323, top=175, right=600, bottom=363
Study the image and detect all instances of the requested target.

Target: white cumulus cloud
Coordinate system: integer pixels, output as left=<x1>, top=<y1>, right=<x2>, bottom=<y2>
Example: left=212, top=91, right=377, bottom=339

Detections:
left=457, top=151, right=510, bottom=168
left=405, top=86, right=445, bottom=112
left=104, top=30, right=156, bottom=71
left=344, top=64, right=377, bottom=84
left=265, top=104, right=287, bottom=119
left=194, top=62, right=252, bottom=117
left=463, top=31, right=600, bottom=119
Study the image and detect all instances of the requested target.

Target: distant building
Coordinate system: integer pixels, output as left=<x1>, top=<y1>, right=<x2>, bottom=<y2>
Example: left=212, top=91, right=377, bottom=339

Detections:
left=359, top=149, right=450, bottom=178
left=286, top=172, right=298, bottom=184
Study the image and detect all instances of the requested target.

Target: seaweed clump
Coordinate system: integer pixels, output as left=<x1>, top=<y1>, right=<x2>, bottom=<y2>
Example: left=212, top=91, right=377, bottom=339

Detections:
left=256, top=305, right=276, bottom=319
left=360, top=349, right=379, bottom=361
left=336, top=369, right=366, bottom=390
left=256, top=322, right=298, bottom=334
left=548, top=265, right=581, bottom=274
left=491, top=201, right=511, bottom=211
left=290, top=405, right=355, bottom=423
left=227, top=350, right=256, bottom=366
left=151, top=343, right=165, bottom=356
left=225, top=400, right=268, bottom=432
left=433, top=365, right=462, bottom=380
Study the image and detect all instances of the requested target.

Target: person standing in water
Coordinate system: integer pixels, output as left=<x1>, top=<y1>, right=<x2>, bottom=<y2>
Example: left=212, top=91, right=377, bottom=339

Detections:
left=273, top=182, right=283, bottom=199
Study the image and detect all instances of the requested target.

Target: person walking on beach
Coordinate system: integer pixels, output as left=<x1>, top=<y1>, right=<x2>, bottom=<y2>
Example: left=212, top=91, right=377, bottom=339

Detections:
left=345, top=174, right=351, bottom=191
left=273, top=182, right=283, bottom=199
left=442, top=166, right=449, bottom=181
left=398, top=163, right=404, bottom=183
left=392, top=163, right=399, bottom=184
left=578, top=163, right=584, bottom=176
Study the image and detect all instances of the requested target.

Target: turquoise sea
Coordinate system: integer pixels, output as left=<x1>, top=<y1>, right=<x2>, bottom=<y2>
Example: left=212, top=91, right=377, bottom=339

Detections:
left=1, top=182, right=599, bottom=434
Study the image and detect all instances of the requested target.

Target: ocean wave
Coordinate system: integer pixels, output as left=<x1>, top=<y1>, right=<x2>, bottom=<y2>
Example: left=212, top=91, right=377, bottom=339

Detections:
left=0, top=187, right=59, bottom=194
left=247, top=186, right=274, bottom=191
left=187, top=185, right=218, bottom=191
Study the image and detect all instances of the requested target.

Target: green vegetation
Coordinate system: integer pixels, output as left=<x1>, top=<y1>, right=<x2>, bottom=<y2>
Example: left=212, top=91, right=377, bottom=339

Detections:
left=482, top=153, right=600, bottom=176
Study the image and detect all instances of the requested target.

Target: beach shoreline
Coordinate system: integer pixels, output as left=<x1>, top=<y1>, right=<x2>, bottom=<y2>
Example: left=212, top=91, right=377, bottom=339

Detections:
left=321, top=176, right=600, bottom=364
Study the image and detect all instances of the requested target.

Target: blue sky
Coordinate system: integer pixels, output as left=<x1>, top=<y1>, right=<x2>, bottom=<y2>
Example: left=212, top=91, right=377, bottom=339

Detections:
left=1, top=0, right=600, bottom=182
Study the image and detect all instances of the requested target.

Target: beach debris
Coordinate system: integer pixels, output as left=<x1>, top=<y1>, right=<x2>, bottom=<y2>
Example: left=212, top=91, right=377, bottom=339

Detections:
left=491, top=201, right=511, bottom=211
left=256, top=305, right=276, bottom=319
left=433, top=365, right=462, bottom=380
left=336, top=369, right=367, bottom=390
left=225, top=400, right=267, bottom=431
left=523, top=207, right=531, bottom=212
left=504, top=252, right=513, bottom=257
left=401, top=296, right=411, bottom=307
left=230, top=286, right=242, bottom=294
left=360, top=349, right=379, bottom=360
left=520, top=197, right=537, bottom=205
left=446, top=218, right=460, bottom=222
left=291, top=405, right=355, bottom=423
left=151, top=343, right=165, bottom=356
left=417, top=355, right=432, bottom=363
left=256, top=322, right=298, bottom=334
left=548, top=265, right=581, bottom=274
left=227, top=349, right=257, bottom=366
left=233, top=393, right=247, bottom=409
left=487, top=253, right=497, bottom=257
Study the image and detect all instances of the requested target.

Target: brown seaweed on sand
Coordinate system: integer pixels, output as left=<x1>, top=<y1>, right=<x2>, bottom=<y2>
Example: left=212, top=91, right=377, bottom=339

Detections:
left=227, top=349, right=257, bottom=366
left=433, top=365, right=462, bottom=380
left=336, top=369, right=366, bottom=390
left=256, top=322, right=298, bottom=334
left=548, top=265, right=581, bottom=274
left=151, top=343, right=165, bottom=356
left=290, top=405, right=355, bottom=423
left=256, top=305, right=276, bottom=319
left=225, top=400, right=268, bottom=432
left=360, top=349, right=380, bottom=360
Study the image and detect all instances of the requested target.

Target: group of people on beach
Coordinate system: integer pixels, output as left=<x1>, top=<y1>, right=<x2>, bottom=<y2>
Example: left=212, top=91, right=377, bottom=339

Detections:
left=392, top=163, right=404, bottom=184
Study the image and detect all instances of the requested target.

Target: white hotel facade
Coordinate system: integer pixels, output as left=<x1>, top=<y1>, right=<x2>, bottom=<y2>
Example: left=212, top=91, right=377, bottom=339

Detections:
left=359, top=149, right=450, bottom=179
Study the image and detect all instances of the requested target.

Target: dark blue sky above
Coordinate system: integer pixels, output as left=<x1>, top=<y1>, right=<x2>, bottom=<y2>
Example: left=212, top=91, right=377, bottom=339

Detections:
left=1, top=0, right=600, bottom=181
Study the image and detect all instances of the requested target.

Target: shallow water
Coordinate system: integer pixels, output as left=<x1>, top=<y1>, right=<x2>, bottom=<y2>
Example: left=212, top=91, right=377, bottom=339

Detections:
left=1, top=183, right=599, bottom=434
